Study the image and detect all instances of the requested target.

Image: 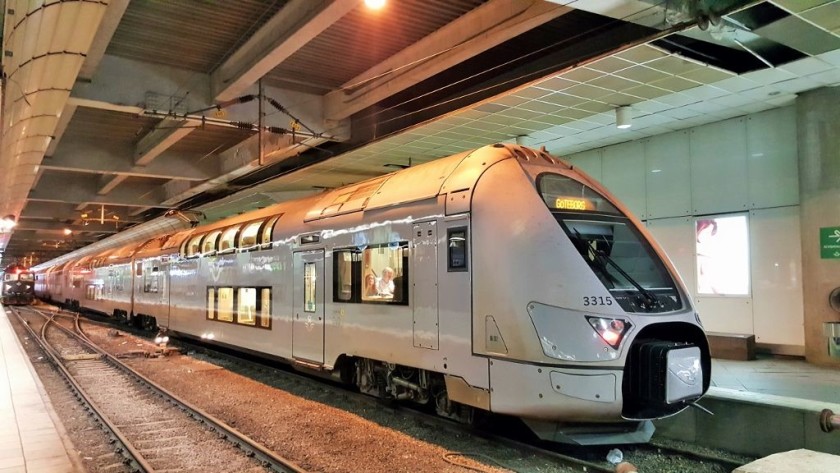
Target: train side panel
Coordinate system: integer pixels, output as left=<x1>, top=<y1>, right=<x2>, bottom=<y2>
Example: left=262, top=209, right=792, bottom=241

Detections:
left=133, top=255, right=172, bottom=328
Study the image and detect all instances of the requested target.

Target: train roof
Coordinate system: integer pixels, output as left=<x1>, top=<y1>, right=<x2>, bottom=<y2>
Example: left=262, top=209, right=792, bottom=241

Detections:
left=33, top=144, right=571, bottom=269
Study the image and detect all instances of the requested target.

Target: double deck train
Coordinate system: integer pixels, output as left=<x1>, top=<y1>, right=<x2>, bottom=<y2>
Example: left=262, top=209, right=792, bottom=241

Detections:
left=2, top=263, right=35, bottom=305
left=33, top=144, right=710, bottom=444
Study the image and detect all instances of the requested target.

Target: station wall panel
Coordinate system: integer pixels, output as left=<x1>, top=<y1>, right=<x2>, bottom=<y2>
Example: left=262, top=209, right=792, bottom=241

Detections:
left=565, top=106, right=803, bottom=350
left=746, top=107, right=799, bottom=209
left=570, top=148, right=602, bottom=182
left=689, top=118, right=749, bottom=215
left=749, top=206, right=805, bottom=348
left=645, top=131, right=692, bottom=219
left=602, top=141, right=646, bottom=219
left=645, top=216, right=696, bottom=301
left=694, top=296, right=754, bottom=336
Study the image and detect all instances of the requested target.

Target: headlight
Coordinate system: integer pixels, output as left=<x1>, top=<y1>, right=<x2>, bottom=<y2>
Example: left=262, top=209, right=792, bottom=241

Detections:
left=586, top=316, right=632, bottom=349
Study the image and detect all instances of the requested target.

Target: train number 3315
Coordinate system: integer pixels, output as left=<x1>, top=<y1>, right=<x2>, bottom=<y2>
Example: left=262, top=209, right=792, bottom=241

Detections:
left=583, top=296, right=613, bottom=306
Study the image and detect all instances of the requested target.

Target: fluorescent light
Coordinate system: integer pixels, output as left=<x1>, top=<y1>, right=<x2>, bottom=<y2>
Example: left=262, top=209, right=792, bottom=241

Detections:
left=616, top=106, right=632, bottom=129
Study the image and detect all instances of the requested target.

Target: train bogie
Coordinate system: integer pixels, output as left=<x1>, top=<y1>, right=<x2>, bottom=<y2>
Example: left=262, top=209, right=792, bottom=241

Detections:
left=32, top=144, right=711, bottom=444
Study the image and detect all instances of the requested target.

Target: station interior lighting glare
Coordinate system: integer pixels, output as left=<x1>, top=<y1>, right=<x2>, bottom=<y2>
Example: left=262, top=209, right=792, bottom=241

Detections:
left=616, top=106, right=632, bottom=129
left=0, top=215, right=17, bottom=232
left=364, top=0, right=386, bottom=9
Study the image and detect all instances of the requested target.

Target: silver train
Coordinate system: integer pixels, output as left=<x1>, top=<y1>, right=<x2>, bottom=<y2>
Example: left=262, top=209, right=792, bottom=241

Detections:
left=34, top=144, right=710, bottom=444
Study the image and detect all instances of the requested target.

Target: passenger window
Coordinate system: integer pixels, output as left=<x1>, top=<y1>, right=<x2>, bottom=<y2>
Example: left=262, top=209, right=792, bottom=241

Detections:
left=217, top=287, right=234, bottom=321
left=260, top=288, right=271, bottom=328
left=202, top=230, right=221, bottom=254
left=333, top=250, right=360, bottom=302
left=219, top=226, right=240, bottom=252
left=361, top=242, right=408, bottom=305
left=304, top=263, right=316, bottom=313
left=143, top=264, right=160, bottom=293
left=239, top=221, right=262, bottom=249
left=261, top=215, right=280, bottom=246
left=187, top=234, right=203, bottom=257
left=237, top=288, right=257, bottom=325
left=207, top=288, right=216, bottom=320
left=447, top=227, right=468, bottom=271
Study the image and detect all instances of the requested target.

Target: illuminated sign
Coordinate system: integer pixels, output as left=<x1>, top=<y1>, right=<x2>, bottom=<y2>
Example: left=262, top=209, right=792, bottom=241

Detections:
left=554, top=197, right=593, bottom=211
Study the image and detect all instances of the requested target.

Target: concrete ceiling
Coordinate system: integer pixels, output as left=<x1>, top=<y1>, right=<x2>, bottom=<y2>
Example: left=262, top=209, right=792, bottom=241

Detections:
left=2, top=0, right=838, bottom=267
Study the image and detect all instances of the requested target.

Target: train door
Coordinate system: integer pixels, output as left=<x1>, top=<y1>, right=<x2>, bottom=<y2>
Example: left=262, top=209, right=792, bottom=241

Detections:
left=160, top=257, right=171, bottom=327
left=292, top=250, right=325, bottom=365
left=413, top=221, right=439, bottom=349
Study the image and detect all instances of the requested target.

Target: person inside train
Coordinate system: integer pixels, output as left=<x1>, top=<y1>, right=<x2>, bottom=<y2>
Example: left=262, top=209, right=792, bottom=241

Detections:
left=377, top=267, right=395, bottom=296
left=364, top=273, right=379, bottom=298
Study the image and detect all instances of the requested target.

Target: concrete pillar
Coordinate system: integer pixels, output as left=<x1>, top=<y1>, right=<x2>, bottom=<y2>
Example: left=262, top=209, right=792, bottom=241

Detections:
left=797, top=87, right=840, bottom=365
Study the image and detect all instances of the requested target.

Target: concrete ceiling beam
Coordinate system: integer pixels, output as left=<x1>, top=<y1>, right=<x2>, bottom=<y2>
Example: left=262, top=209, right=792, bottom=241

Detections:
left=78, top=0, right=131, bottom=81
left=98, top=174, right=129, bottom=195
left=135, top=118, right=195, bottom=166
left=324, top=0, right=571, bottom=121
left=30, top=174, right=168, bottom=209
left=211, top=0, right=360, bottom=102
left=43, top=140, right=217, bottom=181
left=20, top=202, right=84, bottom=220
left=73, top=55, right=334, bottom=133
left=13, top=221, right=119, bottom=234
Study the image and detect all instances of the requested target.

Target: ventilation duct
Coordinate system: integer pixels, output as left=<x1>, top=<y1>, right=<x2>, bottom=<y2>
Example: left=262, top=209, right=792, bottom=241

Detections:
left=0, top=0, right=109, bottom=251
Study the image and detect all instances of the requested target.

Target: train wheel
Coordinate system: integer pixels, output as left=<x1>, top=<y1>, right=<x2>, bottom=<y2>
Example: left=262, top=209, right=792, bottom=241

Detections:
left=433, top=382, right=474, bottom=424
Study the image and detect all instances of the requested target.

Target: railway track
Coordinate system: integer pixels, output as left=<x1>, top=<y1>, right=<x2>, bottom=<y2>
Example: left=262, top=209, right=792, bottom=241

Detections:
left=9, top=305, right=307, bottom=473
left=29, top=305, right=750, bottom=473
left=164, top=327, right=750, bottom=473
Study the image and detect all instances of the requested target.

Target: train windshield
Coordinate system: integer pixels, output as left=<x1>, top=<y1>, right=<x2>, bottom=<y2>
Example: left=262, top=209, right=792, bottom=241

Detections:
left=538, top=174, right=681, bottom=313
left=19, top=273, right=33, bottom=282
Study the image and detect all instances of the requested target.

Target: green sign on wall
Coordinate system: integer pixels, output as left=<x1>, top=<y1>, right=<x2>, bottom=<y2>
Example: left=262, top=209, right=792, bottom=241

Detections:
left=821, top=226, right=840, bottom=259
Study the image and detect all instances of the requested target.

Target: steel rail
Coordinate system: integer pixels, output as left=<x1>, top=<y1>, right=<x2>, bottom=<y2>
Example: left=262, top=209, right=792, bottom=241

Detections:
left=45, top=306, right=748, bottom=473
left=173, top=336, right=618, bottom=473
left=644, top=440, right=747, bottom=471
left=9, top=306, right=153, bottom=473
left=21, top=306, right=308, bottom=473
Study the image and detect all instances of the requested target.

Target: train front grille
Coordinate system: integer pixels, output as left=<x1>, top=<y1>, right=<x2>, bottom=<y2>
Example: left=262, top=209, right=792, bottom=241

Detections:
left=622, top=339, right=704, bottom=419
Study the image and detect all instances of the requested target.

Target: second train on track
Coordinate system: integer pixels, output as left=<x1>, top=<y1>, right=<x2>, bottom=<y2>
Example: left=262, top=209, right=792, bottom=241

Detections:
left=2, top=263, right=36, bottom=305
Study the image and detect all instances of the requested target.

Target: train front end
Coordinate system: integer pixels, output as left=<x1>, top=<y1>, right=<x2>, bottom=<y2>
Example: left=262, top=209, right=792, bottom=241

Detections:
left=2, top=265, right=36, bottom=305
left=471, top=147, right=710, bottom=444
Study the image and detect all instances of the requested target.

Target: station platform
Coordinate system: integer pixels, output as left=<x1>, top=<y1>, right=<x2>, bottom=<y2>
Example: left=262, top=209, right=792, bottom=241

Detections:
left=657, top=354, right=840, bottom=458
left=712, top=355, right=840, bottom=404
left=0, top=305, right=80, bottom=473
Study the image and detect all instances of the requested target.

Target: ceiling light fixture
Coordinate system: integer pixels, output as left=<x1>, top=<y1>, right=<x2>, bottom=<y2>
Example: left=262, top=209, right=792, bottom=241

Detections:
left=0, top=215, right=16, bottom=232
left=616, top=106, right=632, bottom=129
left=364, top=0, right=385, bottom=9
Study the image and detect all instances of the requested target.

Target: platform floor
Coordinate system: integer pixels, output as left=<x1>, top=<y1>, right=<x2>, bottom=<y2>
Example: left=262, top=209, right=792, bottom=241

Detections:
left=0, top=305, right=79, bottom=473
left=712, top=355, right=840, bottom=404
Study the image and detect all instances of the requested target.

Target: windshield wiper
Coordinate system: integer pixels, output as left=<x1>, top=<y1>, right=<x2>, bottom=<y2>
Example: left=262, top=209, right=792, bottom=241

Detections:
left=581, top=233, right=660, bottom=310
left=572, top=229, right=619, bottom=285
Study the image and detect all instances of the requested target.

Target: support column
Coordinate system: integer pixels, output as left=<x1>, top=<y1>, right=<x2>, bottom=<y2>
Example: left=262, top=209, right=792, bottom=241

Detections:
left=797, top=87, right=840, bottom=365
